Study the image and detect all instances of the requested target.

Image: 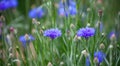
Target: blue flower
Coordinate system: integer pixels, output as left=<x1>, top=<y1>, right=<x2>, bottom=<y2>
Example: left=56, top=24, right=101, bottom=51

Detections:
left=77, top=27, right=95, bottom=39
left=94, top=51, right=106, bottom=64
left=29, top=7, right=44, bottom=18
left=8, top=0, right=18, bottom=8
left=19, top=34, right=35, bottom=47
left=0, top=0, right=18, bottom=11
left=58, top=0, right=77, bottom=16
left=0, top=1, right=9, bottom=10
left=43, top=28, right=62, bottom=39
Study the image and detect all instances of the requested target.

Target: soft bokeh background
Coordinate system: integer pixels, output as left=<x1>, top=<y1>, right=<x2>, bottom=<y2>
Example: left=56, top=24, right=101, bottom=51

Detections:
left=0, top=0, right=120, bottom=66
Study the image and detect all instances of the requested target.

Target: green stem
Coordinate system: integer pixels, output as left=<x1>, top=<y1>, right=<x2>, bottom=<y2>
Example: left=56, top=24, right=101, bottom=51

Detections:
left=110, top=46, right=112, bottom=66
left=51, top=40, right=54, bottom=65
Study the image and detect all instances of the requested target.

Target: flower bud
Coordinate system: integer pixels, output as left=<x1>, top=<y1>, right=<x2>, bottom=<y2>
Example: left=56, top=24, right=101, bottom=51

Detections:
left=9, top=53, right=13, bottom=58
left=98, top=10, right=103, bottom=16
left=74, top=35, right=81, bottom=41
left=101, top=32, right=105, bottom=36
left=109, top=44, right=113, bottom=49
left=87, top=8, right=91, bottom=12
left=87, top=23, right=91, bottom=27
left=24, top=34, right=30, bottom=41
left=70, top=23, right=75, bottom=28
left=93, top=57, right=99, bottom=64
left=60, top=61, right=64, bottom=66
left=9, top=27, right=14, bottom=32
left=7, top=63, right=11, bottom=66
left=99, top=43, right=105, bottom=49
left=47, top=62, right=53, bottom=66
left=81, top=50, right=89, bottom=57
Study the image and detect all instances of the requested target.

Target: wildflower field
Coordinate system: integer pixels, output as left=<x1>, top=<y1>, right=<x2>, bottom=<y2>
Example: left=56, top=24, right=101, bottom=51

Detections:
left=0, top=0, right=120, bottom=66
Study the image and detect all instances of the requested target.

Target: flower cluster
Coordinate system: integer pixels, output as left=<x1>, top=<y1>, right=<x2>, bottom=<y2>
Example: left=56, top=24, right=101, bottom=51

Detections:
left=77, top=27, right=95, bottom=39
left=43, top=28, right=62, bottom=39
left=29, top=7, right=44, bottom=18
left=0, top=0, right=18, bottom=11
left=19, top=34, right=35, bottom=47
left=58, top=0, right=77, bottom=16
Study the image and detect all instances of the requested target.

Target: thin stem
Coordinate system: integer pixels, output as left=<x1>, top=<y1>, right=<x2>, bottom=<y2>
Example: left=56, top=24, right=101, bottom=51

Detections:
left=51, top=39, right=54, bottom=65
left=109, top=46, right=112, bottom=66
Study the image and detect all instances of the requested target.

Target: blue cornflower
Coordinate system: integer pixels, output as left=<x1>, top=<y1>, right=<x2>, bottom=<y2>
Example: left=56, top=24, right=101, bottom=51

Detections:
left=43, top=28, right=62, bottom=39
left=8, top=0, right=18, bottom=8
left=0, top=1, right=9, bottom=10
left=94, top=51, right=106, bottom=64
left=0, top=0, right=18, bottom=11
left=19, top=34, right=35, bottom=47
left=58, top=0, right=77, bottom=16
left=29, top=7, right=44, bottom=18
left=77, top=27, right=95, bottom=39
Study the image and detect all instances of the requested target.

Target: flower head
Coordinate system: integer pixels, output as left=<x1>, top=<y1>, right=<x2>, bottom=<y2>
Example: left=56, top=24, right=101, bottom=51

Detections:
left=77, top=27, right=95, bottom=39
left=0, top=0, right=18, bottom=11
left=94, top=51, right=106, bottom=64
left=8, top=0, right=18, bottom=8
left=29, top=7, right=44, bottom=18
left=58, top=0, right=77, bottom=16
left=0, top=1, right=9, bottom=10
left=19, top=34, right=35, bottom=47
left=43, top=28, right=62, bottom=39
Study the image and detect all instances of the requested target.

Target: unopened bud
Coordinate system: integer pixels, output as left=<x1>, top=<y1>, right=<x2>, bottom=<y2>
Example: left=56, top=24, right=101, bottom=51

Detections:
left=109, top=44, right=113, bottom=49
left=12, top=59, right=20, bottom=62
left=87, top=8, right=91, bottom=12
left=24, top=34, right=30, bottom=40
left=101, top=33, right=105, bottom=36
left=32, top=19, right=37, bottom=24
left=7, top=63, right=11, bottom=66
left=76, top=54, right=79, bottom=58
left=9, top=27, right=14, bottom=32
left=32, top=28, right=37, bottom=34
left=70, top=23, right=75, bottom=28
left=9, top=53, right=13, bottom=58
left=87, top=23, right=91, bottom=27
left=47, top=62, right=53, bottom=66
left=98, top=10, right=103, bottom=16
left=74, top=35, right=81, bottom=41
left=99, top=43, right=105, bottom=49
left=93, top=57, right=99, bottom=63
left=81, top=50, right=89, bottom=57
left=60, top=61, right=64, bottom=66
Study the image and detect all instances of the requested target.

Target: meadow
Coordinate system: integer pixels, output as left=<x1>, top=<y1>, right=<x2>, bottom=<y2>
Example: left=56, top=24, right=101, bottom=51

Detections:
left=0, top=0, right=120, bottom=66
